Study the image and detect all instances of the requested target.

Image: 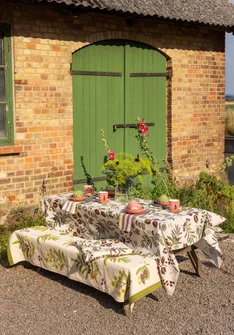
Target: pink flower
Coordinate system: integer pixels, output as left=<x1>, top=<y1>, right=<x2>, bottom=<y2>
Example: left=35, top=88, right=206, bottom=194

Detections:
left=108, top=151, right=115, bottom=160
left=139, top=118, right=149, bottom=134
left=139, top=118, right=144, bottom=126
left=140, top=124, right=148, bottom=133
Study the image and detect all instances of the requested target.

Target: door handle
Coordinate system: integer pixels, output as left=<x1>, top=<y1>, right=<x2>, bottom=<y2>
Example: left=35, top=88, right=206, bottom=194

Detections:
left=113, top=122, right=155, bottom=131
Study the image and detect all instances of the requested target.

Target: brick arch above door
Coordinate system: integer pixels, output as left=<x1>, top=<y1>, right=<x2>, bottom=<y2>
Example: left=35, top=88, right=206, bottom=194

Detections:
left=70, top=30, right=172, bottom=61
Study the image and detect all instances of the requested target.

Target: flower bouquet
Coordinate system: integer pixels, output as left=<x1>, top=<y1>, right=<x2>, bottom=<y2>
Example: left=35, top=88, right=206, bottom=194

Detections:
left=100, top=122, right=152, bottom=202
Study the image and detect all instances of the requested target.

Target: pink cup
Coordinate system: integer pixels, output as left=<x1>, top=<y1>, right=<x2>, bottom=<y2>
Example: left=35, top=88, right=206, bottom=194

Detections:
left=169, top=199, right=180, bottom=212
left=83, top=185, right=93, bottom=196
left=98, top=191, right=108, bottom=203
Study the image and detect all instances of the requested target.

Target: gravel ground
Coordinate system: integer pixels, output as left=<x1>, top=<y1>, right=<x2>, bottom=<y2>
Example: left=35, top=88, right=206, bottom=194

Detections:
left=1, top=235, right=234, bottom=335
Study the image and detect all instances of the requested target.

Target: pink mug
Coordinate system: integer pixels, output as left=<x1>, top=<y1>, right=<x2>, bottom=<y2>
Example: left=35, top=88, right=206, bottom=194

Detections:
left=169, top=199, right=180, bottom=212
left=98, top=191, right=108, bottom=203
left=83, top=185, right=93, bottom=196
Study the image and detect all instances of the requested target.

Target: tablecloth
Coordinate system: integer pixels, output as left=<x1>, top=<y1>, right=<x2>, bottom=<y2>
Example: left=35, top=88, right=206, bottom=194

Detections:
left=42, top=194, right=225, bottom=295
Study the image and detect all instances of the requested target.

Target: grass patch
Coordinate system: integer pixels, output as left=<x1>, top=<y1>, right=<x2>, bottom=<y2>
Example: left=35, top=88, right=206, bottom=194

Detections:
left=225, top=107, right=234, bottom=135
left=225, top=103, right=234, bottom=110
left=0, top=207, right=45, bottom=263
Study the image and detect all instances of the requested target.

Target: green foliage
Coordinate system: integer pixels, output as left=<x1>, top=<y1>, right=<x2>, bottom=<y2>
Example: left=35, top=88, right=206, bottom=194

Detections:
left=0, top=207, right=45, bottom=262
left=221, top=155, right=234, bottom=170
left=135, top=118, right=171, bottom=197
left=151, top=169, right=178, bottom=199
left=101, top=128, right=151, bottom=188
left=225, top=107, right=234, bottom=136
left=101, top=152, right=151, bottom=187
left=177, top=172, right=234, bottom=233
left=135, top=118, right=159, bottom=174
left=132, top=170, right=234, bottom=233
left=132, top=185, right=153, bottom=200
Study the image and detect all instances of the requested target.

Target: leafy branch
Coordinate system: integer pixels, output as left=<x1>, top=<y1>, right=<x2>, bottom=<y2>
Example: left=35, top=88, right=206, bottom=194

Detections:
left=135, top=117, right=170, bottom=197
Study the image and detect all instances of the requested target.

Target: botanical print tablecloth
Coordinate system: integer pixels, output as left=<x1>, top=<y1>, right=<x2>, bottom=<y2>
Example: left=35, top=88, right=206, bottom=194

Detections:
left=7, top=226, right=162, bottom=310
left=42, top=194, right=225, bottom=295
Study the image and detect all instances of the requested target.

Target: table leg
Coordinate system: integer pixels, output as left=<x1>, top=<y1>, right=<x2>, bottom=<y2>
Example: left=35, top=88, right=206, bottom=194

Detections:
left=174, top=246, right=202, bottom=277
left=187, top=246, right=202, bottom=277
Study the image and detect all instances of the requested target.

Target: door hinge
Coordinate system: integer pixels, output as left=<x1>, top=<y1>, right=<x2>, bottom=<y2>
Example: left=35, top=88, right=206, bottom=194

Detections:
left=130, top=72, right=171, bottom=78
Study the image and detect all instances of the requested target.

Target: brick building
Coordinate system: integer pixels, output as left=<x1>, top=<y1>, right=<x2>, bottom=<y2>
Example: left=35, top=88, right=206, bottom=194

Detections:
left=0, top=0, right=234, bottom=208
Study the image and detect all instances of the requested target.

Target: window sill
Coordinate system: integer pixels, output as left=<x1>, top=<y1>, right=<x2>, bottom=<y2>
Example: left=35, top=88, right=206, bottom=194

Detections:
left=0, top=145, right=24, bottom=157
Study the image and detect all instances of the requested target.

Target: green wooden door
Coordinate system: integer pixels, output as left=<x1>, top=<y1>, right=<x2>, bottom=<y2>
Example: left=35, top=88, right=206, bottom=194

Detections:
left=124, top=42, right=166, bottom=160
left=72, top=40, right=166, bottom=189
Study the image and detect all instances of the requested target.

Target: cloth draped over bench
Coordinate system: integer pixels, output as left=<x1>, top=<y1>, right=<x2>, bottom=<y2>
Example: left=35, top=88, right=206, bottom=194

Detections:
left=7, top=226, right=162, bottom=310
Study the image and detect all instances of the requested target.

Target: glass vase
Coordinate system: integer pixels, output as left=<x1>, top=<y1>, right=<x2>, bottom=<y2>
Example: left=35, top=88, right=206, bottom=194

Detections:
left=115, top=185, right=134, bottom=204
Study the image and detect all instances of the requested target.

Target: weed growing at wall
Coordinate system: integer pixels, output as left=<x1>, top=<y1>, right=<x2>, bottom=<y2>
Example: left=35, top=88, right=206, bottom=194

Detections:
left=0, top=207, right=45, bottom=263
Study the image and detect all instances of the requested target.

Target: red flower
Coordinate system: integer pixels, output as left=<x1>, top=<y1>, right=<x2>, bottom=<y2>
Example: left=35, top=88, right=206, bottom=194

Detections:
left=140, top=124, right=148, bottom=133
left=139, top=118, right=149, bottom=134
left=139, top=118, right=144, bottom=127
left=108, top=151, right=115, bottom=160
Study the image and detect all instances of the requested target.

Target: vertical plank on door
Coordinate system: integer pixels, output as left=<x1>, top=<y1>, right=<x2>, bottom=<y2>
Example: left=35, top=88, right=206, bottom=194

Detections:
left=125, top=42, right=167, bottom=170
left=72, top=41, right=125, bottom=189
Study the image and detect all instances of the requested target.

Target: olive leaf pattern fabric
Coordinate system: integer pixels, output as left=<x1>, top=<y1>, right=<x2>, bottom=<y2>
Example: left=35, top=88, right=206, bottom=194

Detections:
left=41, top=194, right=225, bottom=295
left=74, top=239, right=133, bottom=263
left=8, top=227, right=161, bottom=309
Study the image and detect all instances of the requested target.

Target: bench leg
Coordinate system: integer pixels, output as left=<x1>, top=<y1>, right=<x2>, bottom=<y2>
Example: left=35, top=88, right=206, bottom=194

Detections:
left=121, top=301, right=134, bottom=316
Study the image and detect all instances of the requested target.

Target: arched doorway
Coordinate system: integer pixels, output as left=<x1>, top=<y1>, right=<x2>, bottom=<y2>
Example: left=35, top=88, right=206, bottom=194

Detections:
left=72, top=40, right=167, bottom=188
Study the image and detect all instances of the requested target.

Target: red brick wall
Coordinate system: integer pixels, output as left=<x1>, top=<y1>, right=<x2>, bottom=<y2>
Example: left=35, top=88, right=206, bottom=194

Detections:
left=0, top=1, right=225, bottom=207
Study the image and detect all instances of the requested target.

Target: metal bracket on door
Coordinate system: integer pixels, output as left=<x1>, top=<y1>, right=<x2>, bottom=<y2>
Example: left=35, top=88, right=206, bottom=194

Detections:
left=70, top=70, right=122, bottom=77
left=130, top=72, right=171, bottom=78
left=113, top=122, right=155, bottom=132
left=73, top=176, right=107, bottom=185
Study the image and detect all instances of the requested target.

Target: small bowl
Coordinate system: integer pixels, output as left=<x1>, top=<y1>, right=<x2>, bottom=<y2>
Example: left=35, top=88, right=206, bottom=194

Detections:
left=155, top=201, right=169, bottom=206
left=70, top=196, right=86, bottom=202
left=125, top=207, right=143, bottom=214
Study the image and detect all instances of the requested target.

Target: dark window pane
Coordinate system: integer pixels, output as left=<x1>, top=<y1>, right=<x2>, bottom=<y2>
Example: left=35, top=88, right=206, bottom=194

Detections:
left=0, top=32, right=3, bottom=65
left=0, top=104, right=6, bottom=139
left=0, top=69, right=5, bottom=101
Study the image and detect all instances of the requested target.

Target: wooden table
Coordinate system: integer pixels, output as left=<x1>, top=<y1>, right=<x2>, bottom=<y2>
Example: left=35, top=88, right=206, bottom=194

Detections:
left=42, top=194, right=225, bottom=295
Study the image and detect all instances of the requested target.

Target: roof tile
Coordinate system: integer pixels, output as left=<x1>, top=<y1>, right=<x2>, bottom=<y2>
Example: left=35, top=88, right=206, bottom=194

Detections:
left=46, top=0, right=234, bottom=29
